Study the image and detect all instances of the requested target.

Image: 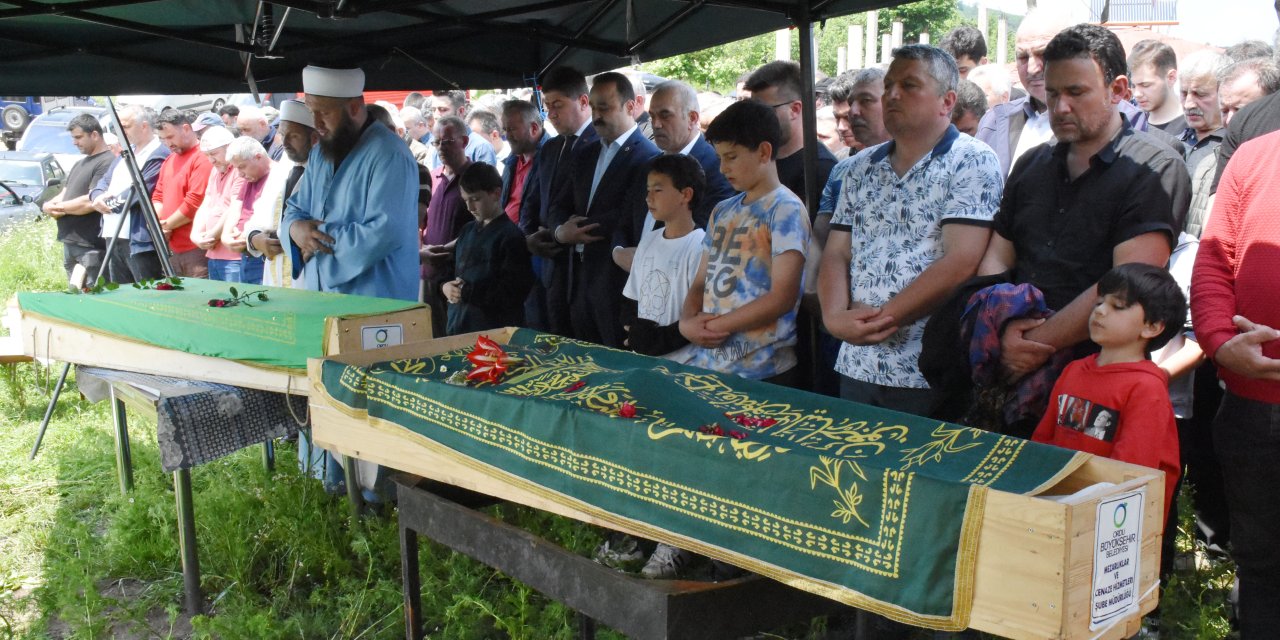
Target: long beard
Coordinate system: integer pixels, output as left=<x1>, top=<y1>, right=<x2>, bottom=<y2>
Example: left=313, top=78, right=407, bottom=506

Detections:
left=319, top=112, right=361, bottom=164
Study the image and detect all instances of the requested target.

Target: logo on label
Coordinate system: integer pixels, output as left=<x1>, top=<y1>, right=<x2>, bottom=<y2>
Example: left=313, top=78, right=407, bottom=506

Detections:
left=1113, top=503, right=1127, bottom=528
left=375, top=328, right=389, bottom=344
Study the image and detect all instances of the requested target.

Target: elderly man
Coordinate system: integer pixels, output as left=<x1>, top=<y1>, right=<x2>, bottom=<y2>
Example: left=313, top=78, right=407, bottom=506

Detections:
left=222, top=136, right=286, bottom=286
left=280, top=65, right=418, bottom=301
left=152, top=110, right=213, bottom=278
left=744, top=60, right=837, bottom=207
left=427, top=90, right=497, bottom=169
left=399, top=105, right=432, bottom=166
left=1191, top=127, right=1280, bottom=640
left=1177, top=50, right=1230, bottom=237
left=90, top=104, right=171, bottom=283
left=1211, top=58, right=1280, bottom=192
left=818, top=67, right=890, bottom=235
left=550, top=71, right=660, bottom=346
left=236, top=105, right=285, bottom=161
left=818, top=44, right=1001, bottom=412
left=1129, top=40, right=1186, bottom=135
left=43, top=113, right=114, bottom=283
left=519, top=67, right=599, bottom=335
left=613, top=78, right=735, bottom=259
left=976, top=24, right=1189, bottom=437
left=968, top=64, right=1012, bottom=108
left=246, top=99, right=317, bottom=288
left=421, top=115, right=475, bottom=335
left=976, top=7, right=1074, bottom=176
left=187, top=126, right=244, bottom=282
left=498, top=99, right=547, bottom=224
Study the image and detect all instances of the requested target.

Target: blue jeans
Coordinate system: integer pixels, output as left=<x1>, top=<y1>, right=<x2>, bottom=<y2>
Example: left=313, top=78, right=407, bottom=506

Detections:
left=1213, top=391, right=1280, bottom=638
left=239, top=254, right=264, bottom=285
left=206, top=258, right=241, bottom=282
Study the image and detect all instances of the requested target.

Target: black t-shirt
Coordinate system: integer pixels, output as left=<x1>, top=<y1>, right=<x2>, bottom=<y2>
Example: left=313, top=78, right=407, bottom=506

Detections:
left=776, top=144, right=837, bottom=218
left=1212, top=90, right=1280, bottom=193
left=56, top=150, right=114, bottom=248
left=993, top=121, right=1189, bottom=311
left=1150, top=114, right=1187, bottom=137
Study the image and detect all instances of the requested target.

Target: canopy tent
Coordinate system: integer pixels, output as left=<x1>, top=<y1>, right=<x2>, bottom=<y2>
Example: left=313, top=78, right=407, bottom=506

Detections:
left=0, top=0, right=901, bottom=95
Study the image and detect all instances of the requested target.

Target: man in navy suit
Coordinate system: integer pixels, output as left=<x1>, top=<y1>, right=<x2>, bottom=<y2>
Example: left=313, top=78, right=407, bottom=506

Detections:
left=613, top=79, right=736, bottom=268
left=520, top=67, right=598, bottom=335
left=551, top=71, right=660, bottom=347
left=498, top=99, right=548, bottom=224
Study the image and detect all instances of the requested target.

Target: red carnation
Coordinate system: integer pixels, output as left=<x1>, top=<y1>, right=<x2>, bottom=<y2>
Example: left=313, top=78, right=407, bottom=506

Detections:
left=729, top=430, right=748, bottom=440
left=564, top=381, right=586, bottom=392
left=618, top=402, right=636, bottom=419
left=155, top=283, right=174, bottom=290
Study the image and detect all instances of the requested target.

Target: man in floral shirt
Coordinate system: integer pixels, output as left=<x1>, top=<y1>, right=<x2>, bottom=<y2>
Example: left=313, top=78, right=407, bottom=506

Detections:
left=818, top=44, right=1003, bottom=412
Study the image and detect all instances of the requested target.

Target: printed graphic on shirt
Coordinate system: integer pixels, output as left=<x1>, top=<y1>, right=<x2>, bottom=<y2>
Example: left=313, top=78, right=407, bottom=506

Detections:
left=638, top=257, right=671, bottom=319
left=1056, top=394, right=1118, bottom=442
left=687, top=187, right=810, bottom=379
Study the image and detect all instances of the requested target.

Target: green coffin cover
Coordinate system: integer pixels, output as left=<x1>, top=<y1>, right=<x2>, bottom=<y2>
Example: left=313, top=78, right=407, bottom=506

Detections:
left=317, top=329, right=1087, bottom=630
left=18, top=278, right=421, bottom=371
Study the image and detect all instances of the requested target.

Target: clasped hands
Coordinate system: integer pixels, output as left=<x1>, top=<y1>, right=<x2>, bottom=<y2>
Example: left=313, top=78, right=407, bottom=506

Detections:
left=823, top=302, right=898, bottom=346
left=289, top=219, right=334, bottom=262
left=679, top=312, right=729, bottom=348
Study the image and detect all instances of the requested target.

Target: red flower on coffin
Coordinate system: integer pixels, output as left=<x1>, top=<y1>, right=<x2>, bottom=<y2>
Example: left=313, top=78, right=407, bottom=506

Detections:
left=465, top=335, right=519, bottom=384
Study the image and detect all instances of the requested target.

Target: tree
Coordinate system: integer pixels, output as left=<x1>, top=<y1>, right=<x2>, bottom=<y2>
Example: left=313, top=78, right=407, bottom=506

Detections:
left=641, top=0, right=964, bottom=92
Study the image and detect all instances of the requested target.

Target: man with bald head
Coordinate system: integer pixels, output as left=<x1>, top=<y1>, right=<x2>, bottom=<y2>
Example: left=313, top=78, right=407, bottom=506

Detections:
left=614, top=79, right=734, bottom=257
left=976, top=7, right=1074, bottom=176
left=236, top=104, right=285, bottom=161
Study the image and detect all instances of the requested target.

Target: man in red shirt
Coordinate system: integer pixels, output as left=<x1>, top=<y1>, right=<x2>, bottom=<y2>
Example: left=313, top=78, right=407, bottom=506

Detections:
left=152, top=110, right=213, bottom=277
left=498, top=99, right=546, bottom=225
left=1190, top=128, right=1280, bottom=639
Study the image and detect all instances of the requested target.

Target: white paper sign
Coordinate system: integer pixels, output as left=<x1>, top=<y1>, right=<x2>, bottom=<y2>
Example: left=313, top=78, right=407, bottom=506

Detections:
left=360, top=324, right=404, bottom=351
left=1090, top=488, right=1144, bottom=630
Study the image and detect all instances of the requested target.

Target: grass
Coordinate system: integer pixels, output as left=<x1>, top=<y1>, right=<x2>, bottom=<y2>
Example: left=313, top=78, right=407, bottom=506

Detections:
left=0, top=218, right=1235, bottom=639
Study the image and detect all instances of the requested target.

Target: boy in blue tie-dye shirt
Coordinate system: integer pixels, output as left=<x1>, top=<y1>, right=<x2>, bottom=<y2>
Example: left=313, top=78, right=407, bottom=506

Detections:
left=679, top=100, right=811, bottom=384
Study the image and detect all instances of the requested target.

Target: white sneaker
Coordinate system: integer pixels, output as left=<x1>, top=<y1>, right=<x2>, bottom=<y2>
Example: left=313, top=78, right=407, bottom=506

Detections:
left=593, top=535, right=644, bottom=569
left=640, top=543, right=692, bottom=579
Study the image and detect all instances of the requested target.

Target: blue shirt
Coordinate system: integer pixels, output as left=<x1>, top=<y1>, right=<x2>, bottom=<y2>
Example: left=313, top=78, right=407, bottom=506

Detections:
left=281, top=120, right=420, bottom=301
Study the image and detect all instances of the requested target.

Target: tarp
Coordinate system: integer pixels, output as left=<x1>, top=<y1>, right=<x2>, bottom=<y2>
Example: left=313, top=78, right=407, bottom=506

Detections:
left=0, top=0, right=899, bottom=94
left=315, top=328, right=1088, bottom=629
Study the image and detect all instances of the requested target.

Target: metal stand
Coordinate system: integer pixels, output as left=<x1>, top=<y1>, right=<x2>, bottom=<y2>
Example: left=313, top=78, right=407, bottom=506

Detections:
left=109, top=386, right=133, bottom=493
left=173, top=468, right=203, bottom=615
left=29, top=95, right=174, bottom=460
left=393, top=476, right=843, bottom=640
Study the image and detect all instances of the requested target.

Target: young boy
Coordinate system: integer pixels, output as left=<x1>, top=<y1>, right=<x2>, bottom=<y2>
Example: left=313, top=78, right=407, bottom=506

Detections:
left=622, top=154, right=707, bottom=363
left=1032, top=263, right=1184, bottom=523
left=442, top=163, right=534, bottom=336
left=679, top=100, right=810, bottom=384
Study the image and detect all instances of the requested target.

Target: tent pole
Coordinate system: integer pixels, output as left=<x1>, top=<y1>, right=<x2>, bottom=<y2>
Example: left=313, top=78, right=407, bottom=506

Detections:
left=795, top=2, right=820, bottom=212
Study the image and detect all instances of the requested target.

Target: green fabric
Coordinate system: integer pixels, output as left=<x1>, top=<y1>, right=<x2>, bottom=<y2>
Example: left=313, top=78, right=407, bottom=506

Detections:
left=319, top=329, right=1085, bottom=628
left=18, top=279, right=420, bottom=371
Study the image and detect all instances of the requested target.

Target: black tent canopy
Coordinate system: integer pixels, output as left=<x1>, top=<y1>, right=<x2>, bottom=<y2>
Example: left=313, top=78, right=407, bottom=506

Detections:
left=0, top=0, right=898, bottom=95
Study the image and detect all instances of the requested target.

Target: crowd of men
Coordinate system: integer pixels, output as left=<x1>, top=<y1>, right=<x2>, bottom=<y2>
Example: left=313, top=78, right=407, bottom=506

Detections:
left=36, top=9, right=1280, bottom=637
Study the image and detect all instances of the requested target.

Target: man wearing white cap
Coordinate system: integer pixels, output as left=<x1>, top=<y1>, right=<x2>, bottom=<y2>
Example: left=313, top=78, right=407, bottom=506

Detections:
left=187, top=126, right=245, bottom=282
left=280, top=65, right=419, bottom=301
left=246, top=99, right=316, bottom=288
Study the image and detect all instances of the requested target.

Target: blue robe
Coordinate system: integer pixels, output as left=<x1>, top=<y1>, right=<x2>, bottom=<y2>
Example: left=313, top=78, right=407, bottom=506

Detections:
left=281, top=121, right=419, bottom=302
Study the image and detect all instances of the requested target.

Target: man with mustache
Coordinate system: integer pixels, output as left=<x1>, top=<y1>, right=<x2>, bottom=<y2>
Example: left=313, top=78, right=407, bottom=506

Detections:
left=549, top=71, right=660, bottom=346
left=1177, top=50, right=1230, bottom=238
left=976, top=24, right=1190, bottom=438
left=280, top=65, right=418, bottom=302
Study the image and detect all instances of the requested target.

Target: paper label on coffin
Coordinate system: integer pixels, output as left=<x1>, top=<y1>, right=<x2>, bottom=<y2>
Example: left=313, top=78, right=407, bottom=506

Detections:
left=361, top=324, right=404, bottom=351
left=1090, top=488, right=1144, bottom=630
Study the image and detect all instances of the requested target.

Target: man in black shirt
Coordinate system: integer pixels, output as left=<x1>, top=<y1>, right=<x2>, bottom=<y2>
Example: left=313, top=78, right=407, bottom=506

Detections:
left=977, top=25, right=1189, bottom=434
left=42, top=113, right=114, bottom=284
left=1129, top=40, right=1187, bottom=135
left=743, top=60, right=837, bottom=212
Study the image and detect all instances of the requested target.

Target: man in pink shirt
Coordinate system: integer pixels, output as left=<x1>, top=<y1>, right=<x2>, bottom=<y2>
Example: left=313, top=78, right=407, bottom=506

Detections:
left=223, top=136, right=282, bottom=286
left=188, top=126, right=245, bottom=281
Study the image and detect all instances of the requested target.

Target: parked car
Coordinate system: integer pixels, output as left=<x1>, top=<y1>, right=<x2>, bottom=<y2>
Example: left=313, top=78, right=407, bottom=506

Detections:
left=16, top=106, right=117, bottom=171
left=0, top=151, right=64, bottom=208
left=0, top=179, right=41, bottom=230
left=116, top=94, right=239, bottom=114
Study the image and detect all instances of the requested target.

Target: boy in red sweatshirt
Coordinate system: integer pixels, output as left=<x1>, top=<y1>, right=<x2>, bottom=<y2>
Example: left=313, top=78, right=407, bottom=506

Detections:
left=1032, top=263, right=1183, bottom=523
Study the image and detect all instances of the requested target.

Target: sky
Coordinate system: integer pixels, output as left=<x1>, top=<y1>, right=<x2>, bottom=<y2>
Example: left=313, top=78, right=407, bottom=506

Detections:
left=971, top=0, right=1278, bottom=48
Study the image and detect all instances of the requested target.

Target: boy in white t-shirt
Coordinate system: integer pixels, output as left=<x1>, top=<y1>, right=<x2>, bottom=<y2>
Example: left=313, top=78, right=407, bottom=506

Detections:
left=622, top=154, right=707, bottom=364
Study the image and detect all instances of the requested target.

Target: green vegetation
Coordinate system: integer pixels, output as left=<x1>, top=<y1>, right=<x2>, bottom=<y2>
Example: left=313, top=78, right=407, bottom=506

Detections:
left=0, top=219, right=1235, bottom=637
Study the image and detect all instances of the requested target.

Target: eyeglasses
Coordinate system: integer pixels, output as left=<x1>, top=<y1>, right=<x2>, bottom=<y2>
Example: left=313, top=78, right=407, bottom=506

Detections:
left=768, top=100, right=798, bottom=110
left=430, top=138, right=457, bottom=148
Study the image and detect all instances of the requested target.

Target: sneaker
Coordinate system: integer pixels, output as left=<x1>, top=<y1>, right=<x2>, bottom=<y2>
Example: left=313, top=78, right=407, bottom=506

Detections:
left=640, top=543, right=692, bottom=579
left=593, top=535, right=644, bottom=569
